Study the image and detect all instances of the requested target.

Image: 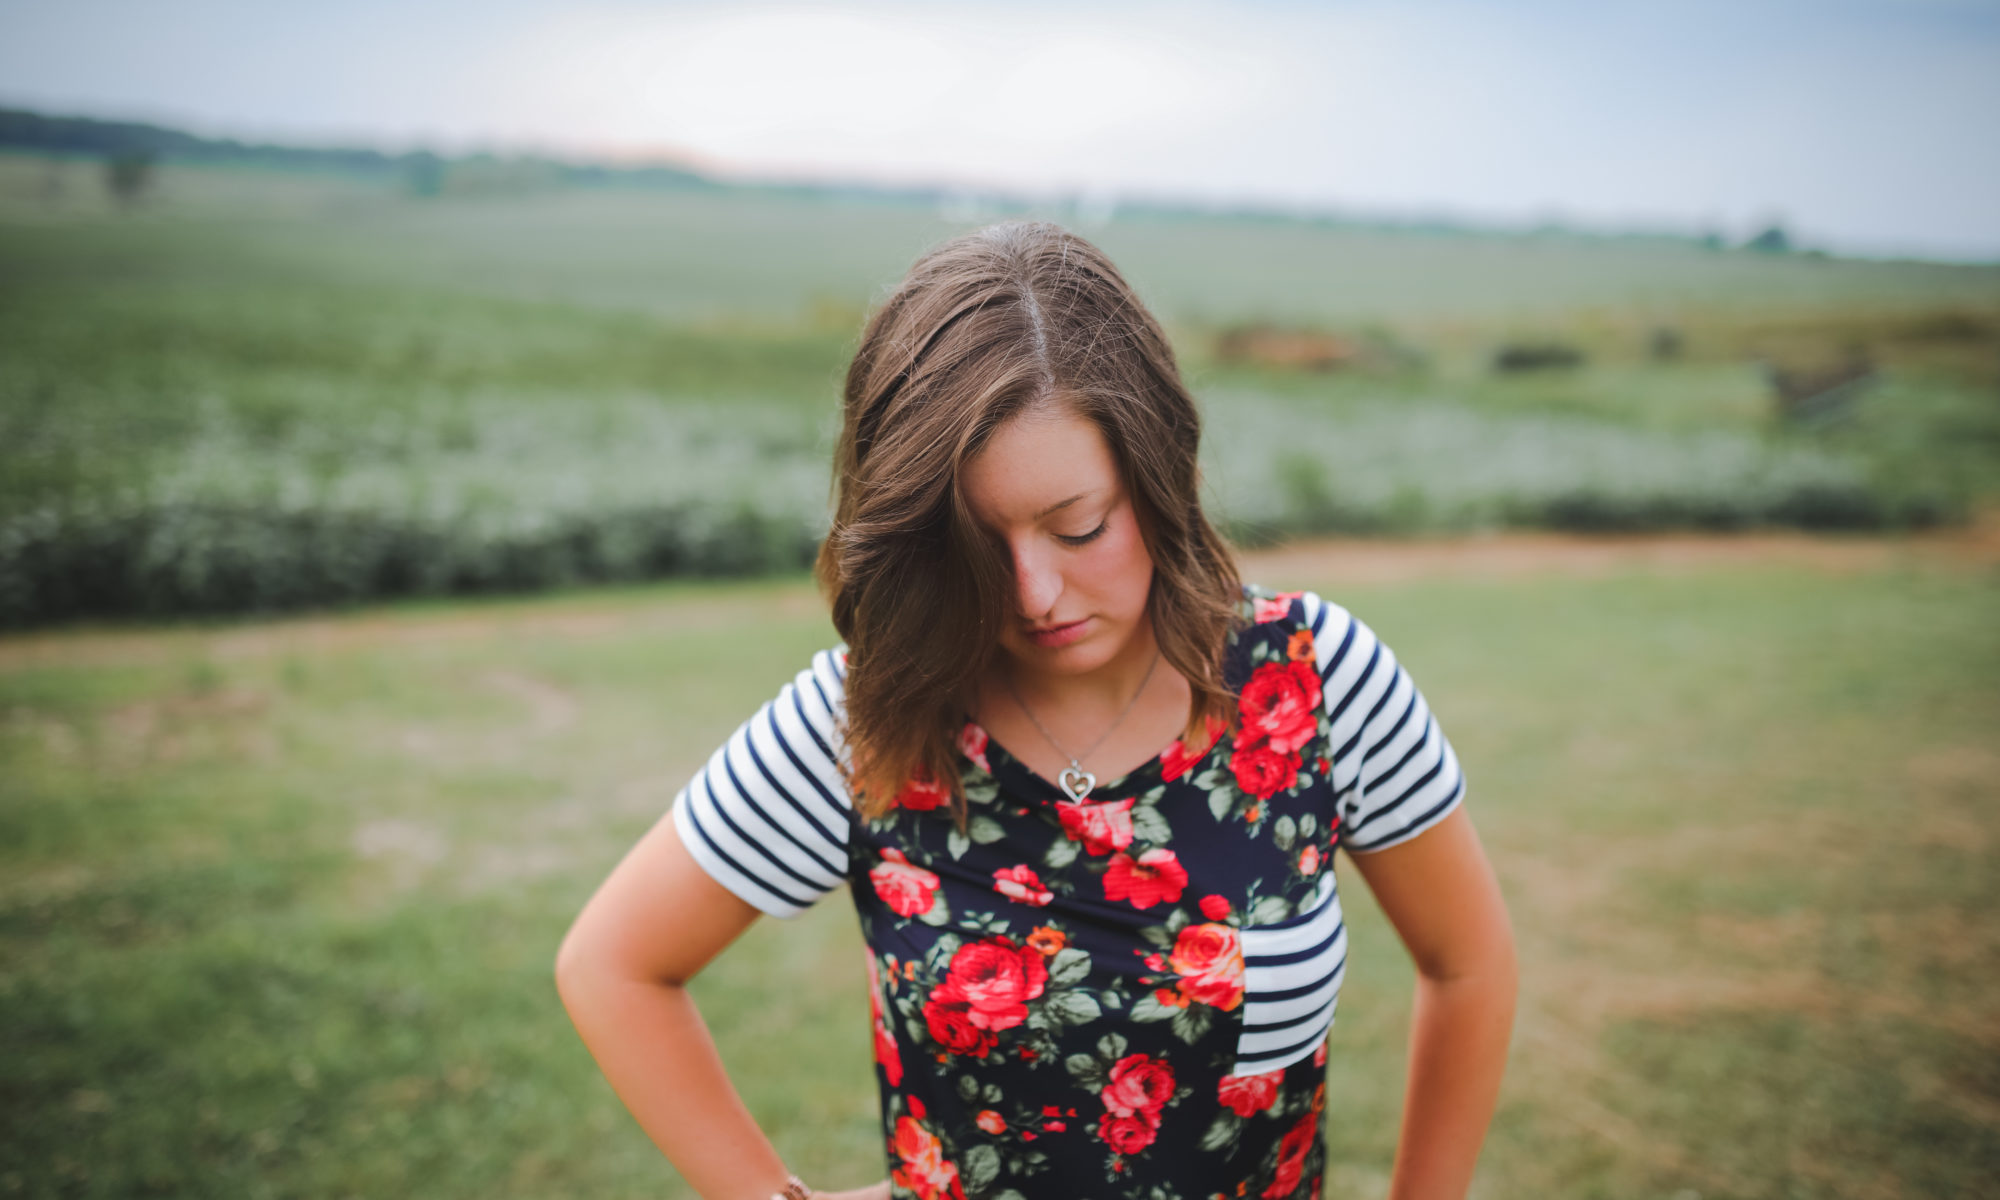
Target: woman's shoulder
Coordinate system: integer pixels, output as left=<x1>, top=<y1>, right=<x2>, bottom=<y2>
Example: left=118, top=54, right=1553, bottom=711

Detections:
left=1235, top=580, right=1350, bottom=632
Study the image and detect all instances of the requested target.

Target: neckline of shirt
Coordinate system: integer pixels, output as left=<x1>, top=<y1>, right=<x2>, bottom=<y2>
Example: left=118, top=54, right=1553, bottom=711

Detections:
left=960, top=713, right=1178, bottom=805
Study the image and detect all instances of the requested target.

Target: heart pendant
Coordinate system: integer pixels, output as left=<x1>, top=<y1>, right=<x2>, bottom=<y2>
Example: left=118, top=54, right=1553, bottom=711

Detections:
left=1058, top=764, right=1096, bottom=803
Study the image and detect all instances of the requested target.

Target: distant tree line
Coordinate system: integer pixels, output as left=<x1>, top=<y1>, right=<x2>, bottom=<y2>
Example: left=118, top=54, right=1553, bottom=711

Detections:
left=0, top=105, right=1805, bottom=251
left=0, top=107, right=716, bottom=195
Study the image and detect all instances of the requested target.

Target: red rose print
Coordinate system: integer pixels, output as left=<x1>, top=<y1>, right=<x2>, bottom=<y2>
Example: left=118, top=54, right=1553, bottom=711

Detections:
left=1057, top=797, right=1135, bottom=855
left=1217, top=1068, right=1282, bottom=1117
left=1262, top=1112, right=1317, bottom=1198
left=950, top=939, right=1050, bottom=1029
left=1230, top=739, right=1302, bottom=800
left=866, top=955, right=903, bottom=1086
left=1096, top=1052, right=1174, bottom=1154
left=975, top=1109, right=1006, bottom=1134
left=923, top=936, right=1049, bottom=1053
left=1160, top=714, right=1226, bottom=782
left=1102, top=848, right=1188, bottom=910
left=1237, top=660, right=1322, bottom=756
left=1298, top=843, right=1322, bottom=875
left=1199, top=893, right=1233, bottom=921
left=958, top=721, right=991, bottom=774
left=874, top=1015, right=904, bottom=1086
left=894, top=766, right=949, bottom=812
left=1253, top=591, right=1303, bottom=623
left=891, top=1113, right=966, bottom=1200
left=1314, top=1040, right=1328, bottom=1068
left=991, top=864, right=1053, bottom=907
left=1099, top=1113, right=1157, bottom=1155
left=1100, top=1052, right=1176, bottom=1118
left=1169, top=922, right=1246, bottom=1011
left=869, top=848, right=941, bottom=918
left=921, top=1001, right=996, bottom=1058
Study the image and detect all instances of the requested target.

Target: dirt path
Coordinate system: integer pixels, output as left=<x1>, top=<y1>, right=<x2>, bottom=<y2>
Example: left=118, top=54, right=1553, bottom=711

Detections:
left=1237, top=512, right=2000, bottom=585
left=3, top=521, right=1994, bottom=672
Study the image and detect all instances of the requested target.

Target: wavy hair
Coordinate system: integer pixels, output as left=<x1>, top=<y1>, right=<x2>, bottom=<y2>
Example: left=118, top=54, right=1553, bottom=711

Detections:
left=815, top=220, right=1244, bottom=824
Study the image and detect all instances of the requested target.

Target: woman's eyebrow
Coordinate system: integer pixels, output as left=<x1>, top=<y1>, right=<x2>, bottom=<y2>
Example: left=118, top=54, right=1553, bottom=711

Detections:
left=1033, top=490, right=1095, bottom=519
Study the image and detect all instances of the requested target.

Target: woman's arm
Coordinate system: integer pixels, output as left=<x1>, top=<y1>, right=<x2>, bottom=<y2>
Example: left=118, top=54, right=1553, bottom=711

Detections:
left=1345, top=806, right=1518, bottom=1200
left=554, top=813, right=886, bottom=1200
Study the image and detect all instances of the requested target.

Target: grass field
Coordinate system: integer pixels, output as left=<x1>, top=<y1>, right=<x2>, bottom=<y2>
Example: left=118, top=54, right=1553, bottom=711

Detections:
left=4, top=153, right=1998, bottom=626
left=3, top=534, right=1995, bottom=1198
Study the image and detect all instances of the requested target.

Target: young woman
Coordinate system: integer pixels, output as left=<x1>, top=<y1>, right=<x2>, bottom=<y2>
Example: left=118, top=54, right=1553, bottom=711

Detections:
left=555, top=221, right=1517, bottom=1200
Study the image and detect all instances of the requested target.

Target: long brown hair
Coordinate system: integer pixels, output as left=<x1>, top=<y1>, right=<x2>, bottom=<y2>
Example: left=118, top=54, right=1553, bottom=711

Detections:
left=815, top=220, right=1244, bottom=824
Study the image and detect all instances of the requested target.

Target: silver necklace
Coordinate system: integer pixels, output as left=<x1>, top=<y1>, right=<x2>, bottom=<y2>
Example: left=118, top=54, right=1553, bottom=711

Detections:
left=1003, top=650, right=1161, bottom=804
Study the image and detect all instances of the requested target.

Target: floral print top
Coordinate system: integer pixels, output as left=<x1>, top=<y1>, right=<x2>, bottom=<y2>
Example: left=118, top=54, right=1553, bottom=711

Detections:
left=670, top=585, right=1467, bottom=1199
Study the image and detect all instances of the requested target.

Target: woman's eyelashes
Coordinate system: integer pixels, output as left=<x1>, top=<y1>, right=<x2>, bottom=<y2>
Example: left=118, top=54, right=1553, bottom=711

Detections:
left=1057, top=519, right=1109, bottom=547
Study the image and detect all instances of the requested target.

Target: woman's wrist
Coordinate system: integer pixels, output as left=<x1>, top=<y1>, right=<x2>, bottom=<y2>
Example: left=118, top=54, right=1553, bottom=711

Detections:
left=770, top=1173, right=812, bottom=1200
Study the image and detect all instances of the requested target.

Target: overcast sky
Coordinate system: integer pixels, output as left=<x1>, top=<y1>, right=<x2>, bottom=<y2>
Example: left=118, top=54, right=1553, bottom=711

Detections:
left=3, top=0, right=1997, bottom=260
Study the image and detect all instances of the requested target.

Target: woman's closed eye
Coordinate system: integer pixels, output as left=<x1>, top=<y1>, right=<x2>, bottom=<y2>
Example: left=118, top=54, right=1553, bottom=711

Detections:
left=1057, top=520, right=1108, bottom=547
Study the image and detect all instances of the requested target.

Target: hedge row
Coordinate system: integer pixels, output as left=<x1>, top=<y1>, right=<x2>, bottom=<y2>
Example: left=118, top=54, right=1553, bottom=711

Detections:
left=0, top=501, right=820, bottom=627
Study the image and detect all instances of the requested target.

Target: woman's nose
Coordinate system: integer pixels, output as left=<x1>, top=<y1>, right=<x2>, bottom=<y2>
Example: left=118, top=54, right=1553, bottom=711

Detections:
left=1012, top=544, right=1063, bottom=619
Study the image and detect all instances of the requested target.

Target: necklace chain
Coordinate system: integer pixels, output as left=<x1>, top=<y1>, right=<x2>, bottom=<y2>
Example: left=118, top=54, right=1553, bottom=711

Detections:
left=1003, top=649, right=1161, bottom=802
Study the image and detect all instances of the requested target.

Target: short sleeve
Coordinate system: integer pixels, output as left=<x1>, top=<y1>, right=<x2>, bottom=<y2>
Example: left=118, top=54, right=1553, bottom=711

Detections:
left=668, top=646, right=855, bottom=918
left=1298, top=591, right=1467, bottom=853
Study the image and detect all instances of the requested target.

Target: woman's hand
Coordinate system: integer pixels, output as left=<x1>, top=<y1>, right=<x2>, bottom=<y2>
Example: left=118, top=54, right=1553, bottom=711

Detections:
left=815, top=1183, right=891, bottom=1200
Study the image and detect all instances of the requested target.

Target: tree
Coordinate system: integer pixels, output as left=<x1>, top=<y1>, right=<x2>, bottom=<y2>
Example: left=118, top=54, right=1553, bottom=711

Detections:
left=104, top=148, right=156, bottom=209
left=1744, top=223, right=1792, bottom=254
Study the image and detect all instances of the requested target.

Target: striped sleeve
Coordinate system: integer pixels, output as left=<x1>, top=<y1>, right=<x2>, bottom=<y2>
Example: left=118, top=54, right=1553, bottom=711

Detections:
left=1298, top=591, right=1467, bottom=853
left=668, top=646, right=854, bottom=918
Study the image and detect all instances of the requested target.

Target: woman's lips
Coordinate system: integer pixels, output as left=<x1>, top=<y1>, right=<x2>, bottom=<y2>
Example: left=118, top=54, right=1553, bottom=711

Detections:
left=1025, top=617, right=1090, bottom=648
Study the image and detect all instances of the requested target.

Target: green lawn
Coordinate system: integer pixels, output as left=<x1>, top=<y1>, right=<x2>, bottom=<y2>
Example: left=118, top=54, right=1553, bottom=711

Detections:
left=3, top=546, right=1994, bottom=1198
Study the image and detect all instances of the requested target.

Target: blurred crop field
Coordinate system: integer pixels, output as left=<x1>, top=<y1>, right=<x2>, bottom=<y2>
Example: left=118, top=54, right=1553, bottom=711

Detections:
left=3, top=152, right=1998, bottom=627
left=2, top=537, right=1995, bottom=1198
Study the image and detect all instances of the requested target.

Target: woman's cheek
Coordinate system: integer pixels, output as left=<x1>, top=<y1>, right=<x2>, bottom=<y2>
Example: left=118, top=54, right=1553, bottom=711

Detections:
left=1098, top=514, right=1153, bottom=599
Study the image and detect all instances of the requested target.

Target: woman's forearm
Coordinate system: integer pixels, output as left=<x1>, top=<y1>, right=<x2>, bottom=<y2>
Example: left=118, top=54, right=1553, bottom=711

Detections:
left=556, top=966, right=793, bottom=1200
left=1385, top=963, right=1518, bottom=1200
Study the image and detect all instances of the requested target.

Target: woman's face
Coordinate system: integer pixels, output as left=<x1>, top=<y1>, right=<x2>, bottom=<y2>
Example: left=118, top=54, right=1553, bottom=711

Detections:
left=960, top=405, right=1156, bottom=677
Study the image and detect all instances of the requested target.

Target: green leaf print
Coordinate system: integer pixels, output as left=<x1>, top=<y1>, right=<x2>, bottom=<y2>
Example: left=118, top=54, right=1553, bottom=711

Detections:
left=968, top=814, right=1007, bottom=844
left=1065, top=1053, right=1107, bottom=1089
left=1199, top=1109, right=1243, bottom=1152
left=963, top=1144, right=1001, bottom=1191
left=1046, top=991, right=1102, bottom=1026
left=1272, top=815, right=1297, bottom=852
left=1048, top=946, right=1092, bottom=986
left=947, top=828, right=971, bottom=859
left=1130, top=804, right=1173, bottom=845
left=1250, top=893, right=1291, bottom=924
left=1043, top=835, right=1080, bottom=871
left=1170, top=1002, right=1215, bottom=1044
left=1129, top=991, right=1179, bottom=1022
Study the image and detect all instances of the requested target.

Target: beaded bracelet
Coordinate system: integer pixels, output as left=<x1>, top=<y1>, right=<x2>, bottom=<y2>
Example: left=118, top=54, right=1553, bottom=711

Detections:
left=770, top=1174, right=812, bottom=1200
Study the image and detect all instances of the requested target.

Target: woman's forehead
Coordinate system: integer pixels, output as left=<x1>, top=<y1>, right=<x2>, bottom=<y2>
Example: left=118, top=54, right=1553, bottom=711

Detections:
left=962, top=410, right=1119, bottom=521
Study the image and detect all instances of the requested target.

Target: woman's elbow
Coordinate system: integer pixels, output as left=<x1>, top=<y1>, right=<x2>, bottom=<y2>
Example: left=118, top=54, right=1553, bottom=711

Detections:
left=553, top=919, right=604, bottom=1008
left=1417, top=911, right=1518, bottom=991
